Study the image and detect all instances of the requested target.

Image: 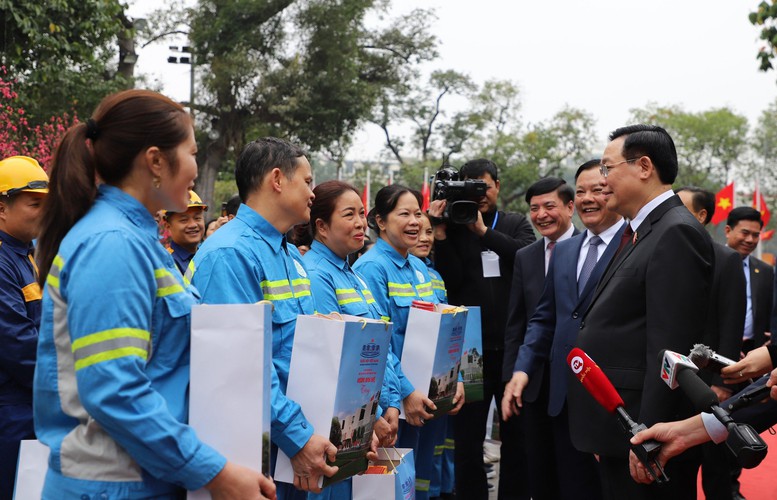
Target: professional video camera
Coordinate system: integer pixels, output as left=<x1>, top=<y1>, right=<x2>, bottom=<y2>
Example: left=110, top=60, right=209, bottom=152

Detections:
left=432, top=164, right=488, bottom=224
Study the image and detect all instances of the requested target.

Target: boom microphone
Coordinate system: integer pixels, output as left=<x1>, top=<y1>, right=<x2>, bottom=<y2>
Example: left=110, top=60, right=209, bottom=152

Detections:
left=659, top=349, right=767, bottom=469
left=567, top=348, right=668, bottom=484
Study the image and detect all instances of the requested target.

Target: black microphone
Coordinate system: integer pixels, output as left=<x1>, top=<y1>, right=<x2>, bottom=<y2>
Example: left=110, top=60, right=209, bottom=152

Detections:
left=688, top=344, right=737, bottom=374
left=660, top=350, right=767, bottom=469
left=726, top=376, right=771, bottom=413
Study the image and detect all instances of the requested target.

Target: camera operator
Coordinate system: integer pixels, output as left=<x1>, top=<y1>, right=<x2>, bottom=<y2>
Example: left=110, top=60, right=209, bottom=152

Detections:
left=429, top=158, right=535, bottom=500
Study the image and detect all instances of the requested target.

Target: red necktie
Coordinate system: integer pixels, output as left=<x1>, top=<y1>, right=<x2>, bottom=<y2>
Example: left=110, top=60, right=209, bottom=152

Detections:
left=615, top=225, right=633, bottom=257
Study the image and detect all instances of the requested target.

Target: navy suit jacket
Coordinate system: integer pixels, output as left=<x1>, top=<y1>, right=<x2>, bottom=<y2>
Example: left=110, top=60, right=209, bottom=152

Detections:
left=514, top=221, right=626, bottom=416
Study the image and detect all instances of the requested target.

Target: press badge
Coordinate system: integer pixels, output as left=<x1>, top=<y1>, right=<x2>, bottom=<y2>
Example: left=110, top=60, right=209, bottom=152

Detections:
left=481, top=250, right=500, bottom=278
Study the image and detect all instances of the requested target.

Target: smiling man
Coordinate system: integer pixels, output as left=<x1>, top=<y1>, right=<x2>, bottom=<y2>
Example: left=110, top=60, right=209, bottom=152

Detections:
left=164, top=190, right=207, bottom=274
left=567, top=125, right=714, bottom=499
left=502, top=160, right=625, bottom=499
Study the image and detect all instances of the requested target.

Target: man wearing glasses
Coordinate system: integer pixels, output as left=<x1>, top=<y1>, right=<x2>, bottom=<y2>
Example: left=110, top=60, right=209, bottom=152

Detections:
left=565, top=125, right=714, bottom=499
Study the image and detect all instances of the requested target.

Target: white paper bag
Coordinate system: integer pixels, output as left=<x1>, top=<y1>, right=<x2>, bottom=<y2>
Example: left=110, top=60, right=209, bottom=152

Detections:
left=14, top=439, right=49, bottom=500
left=187, top=303, right=272, bottom=499
left=400, top=304, right=467, bottom=418
left=275, top=314, right=392, bottom=487
left=352, top=448, right=415, bottom=500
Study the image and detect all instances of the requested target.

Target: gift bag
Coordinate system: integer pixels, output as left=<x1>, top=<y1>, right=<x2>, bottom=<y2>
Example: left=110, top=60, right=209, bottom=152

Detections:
left=13, top=439, right=49, bottom=499
left=275, top=314, right=392, bottom=487
left=187, top=302, right=272, bottom=499
left=400, top=304, right=467, bottom=418
left=460, top=306, right=484, bottom=403
left=352, top=448, right=415, bottom=500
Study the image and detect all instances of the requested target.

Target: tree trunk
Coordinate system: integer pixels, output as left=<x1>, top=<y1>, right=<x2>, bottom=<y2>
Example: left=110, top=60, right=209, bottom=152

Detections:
left=197, top=137, right=226, bottom=214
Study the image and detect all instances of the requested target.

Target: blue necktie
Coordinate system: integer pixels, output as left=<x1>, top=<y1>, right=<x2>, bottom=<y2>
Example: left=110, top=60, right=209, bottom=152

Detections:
left=578, top=235, right=602, bottom=295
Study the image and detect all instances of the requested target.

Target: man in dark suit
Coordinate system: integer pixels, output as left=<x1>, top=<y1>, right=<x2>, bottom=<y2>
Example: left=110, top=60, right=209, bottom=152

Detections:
left=502, top=176, right=576, bottom=500
left=725, top=207, right=774, bottom=355
left=677, top=187, right=747, bottom=500
left=566, top=125, right=714, bottom=499
left=502, top=160, right=626, bottom=499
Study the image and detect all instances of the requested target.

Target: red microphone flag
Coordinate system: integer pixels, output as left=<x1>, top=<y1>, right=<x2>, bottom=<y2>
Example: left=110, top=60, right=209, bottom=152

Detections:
left=711, top=183, right=734, bottom=225
left=566, top=347, right=624, bottom=413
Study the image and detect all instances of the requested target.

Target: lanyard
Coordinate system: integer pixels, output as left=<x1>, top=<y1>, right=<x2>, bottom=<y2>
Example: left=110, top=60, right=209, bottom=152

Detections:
left=491, top=211, right=499, bottom=230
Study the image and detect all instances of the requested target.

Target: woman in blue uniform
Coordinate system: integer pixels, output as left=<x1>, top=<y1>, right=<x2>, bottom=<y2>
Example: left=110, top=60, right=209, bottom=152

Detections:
left=302, top=180, right=402, bottom=499
left=34, top=90, right=274, bottom=499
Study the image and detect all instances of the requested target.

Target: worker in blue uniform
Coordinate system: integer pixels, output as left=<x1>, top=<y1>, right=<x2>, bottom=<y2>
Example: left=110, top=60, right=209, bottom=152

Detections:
left=164, top=189, right=207, bottom=274
left=301, top=180, right=402, bottom=500
left=0, top=155, right=48, bottom=499
left=189, top=137, right=337, bottom=500
left=33, top=90, right=274, bottom=499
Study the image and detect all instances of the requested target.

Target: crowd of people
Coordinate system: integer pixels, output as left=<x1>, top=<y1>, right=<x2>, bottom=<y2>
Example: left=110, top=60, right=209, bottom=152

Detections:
left=3, top=87, right=777, bottom=500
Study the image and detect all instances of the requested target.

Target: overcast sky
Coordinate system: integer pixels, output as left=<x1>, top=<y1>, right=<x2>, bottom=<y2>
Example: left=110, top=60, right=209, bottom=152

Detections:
left=127, top=0, right=777, bottom=159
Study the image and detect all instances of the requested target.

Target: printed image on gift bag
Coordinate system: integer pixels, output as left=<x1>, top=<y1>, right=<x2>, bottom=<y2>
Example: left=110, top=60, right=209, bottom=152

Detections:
left=401, top=304, right=467, bottom=418
left=460, top=306, right=484, bottom=402
left=352, top=448, right=415, bottom=500
left=275, top=314, right=392, bottom=487
left=188, top=302, right=272, bottom=499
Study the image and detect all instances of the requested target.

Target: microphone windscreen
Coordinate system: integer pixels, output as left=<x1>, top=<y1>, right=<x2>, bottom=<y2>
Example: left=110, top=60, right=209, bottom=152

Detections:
left=567, top=347, right=624, bottom=413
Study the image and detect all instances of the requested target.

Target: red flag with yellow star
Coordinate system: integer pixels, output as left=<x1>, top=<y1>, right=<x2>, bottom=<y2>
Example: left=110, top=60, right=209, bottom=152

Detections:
left=711, top=183, right=734, bottom=225
left=752, top=188, right=771, bottom=227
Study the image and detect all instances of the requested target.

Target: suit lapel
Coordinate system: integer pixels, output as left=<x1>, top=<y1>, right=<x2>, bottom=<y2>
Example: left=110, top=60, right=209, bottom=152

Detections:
left=576, top=222, right=627, bottom=308
left=749, top=256, right=759, bottom=320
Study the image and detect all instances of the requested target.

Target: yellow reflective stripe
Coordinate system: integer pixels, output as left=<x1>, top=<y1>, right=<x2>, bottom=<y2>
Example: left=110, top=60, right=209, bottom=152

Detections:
left=75, top=347, right=149, bottom=371
left=416, top=282, right=434, bottom=297
left=47, top=254, right=64, bottom=288
left=362, top=289, right=376, bottom=304
left=71, top=328, right=150, bottom=351
left=46, top=274, right=60, bottom=288
left=387, top=282, right=415, bottom=297
left=335, top=288, right=362, bottom=305
left=154, top=268, right=184, bottom=297
left=22, top=282, right=42, bottom=302
left=416, top=478, right=431, bottom=492
left=434, top=445, right=444, bottom=455
left=431, top=279, right=446, bottom=291
left=291, top=278, right=311, bottom=298
left=444, top=438, right=455, bottom=449
left=183, top=260, right=195, bottom=286
left=380, top=316, right=390, bottom=322
left=261, top=279, right=293, bottom=300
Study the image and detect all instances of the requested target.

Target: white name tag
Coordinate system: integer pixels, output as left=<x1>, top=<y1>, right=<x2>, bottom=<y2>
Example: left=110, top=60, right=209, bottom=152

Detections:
left=481, top=251, right=501, bottom=278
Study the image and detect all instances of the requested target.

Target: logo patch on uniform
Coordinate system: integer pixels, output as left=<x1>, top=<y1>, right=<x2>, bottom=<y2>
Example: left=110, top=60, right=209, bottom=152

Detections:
left=415, top=269, right=425, bottom=283
left=293, top=259, right=307, bottom=278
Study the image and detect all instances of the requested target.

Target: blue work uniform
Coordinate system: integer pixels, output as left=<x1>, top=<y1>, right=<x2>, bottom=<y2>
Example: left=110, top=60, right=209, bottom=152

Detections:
left=34, top=185, right=226, bottom=499
left=302, top=240, right=402, bottom=500
left=353, top=238, right=441, bottom=500
left=189, top=203, right=315, bottom=500
left=167, top=240, right=195, bottom=275
left=0, top=230, right=40, bottom=498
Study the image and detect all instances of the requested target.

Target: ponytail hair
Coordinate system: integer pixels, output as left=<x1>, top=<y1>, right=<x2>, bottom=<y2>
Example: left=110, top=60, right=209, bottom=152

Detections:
left=366, top=184, right=422, bottom=234
left=37, top=89, right=191, bottom=285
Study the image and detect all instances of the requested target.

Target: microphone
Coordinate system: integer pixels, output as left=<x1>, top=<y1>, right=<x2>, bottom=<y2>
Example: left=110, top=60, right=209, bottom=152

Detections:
left=688, top=344, right=737, bottom=374
left=567, top=348, right=668, bottom=484
left=659, top=349, right=767, bottom=469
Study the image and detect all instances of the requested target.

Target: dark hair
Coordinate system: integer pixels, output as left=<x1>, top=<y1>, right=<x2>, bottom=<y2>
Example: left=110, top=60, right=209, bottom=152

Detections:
left=309, top=180, right=361, bottom=237
left=574, top=159, right=601, bottom=181
left=675, top=186, right=714, bottom=225
left=288, top=224, right=313, bottom=249
left=460, top=158, right=498, bottom=182
left=235, top=137, right=307, bottom=202
left=367, top=185, right=422, bottom=234
left=609, top=124, right=678, bottom=185
left=727, top=206, right=763, bottom=229
left=524, top=177, right=574, bottom=205
left=225, top=193, right=241, bottom=216
left=37, top=89, right=192, bottom=285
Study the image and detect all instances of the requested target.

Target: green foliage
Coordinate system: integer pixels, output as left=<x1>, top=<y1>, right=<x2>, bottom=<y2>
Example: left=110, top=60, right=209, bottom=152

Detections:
left=0, top=0, right=131, bottom=122
left=750, top=1, right=777, bottom=72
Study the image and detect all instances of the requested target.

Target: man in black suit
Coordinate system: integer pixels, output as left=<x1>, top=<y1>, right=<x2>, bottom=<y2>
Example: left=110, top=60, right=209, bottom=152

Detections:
left=502, top=176, right=576, bottom=500
left=677, top=187, right=747, bottom=500
left=725, top=207, right=774, bottom=355
left=566, top=125, right=714, bottom=499
left=503, top=160, right=626, bottom=499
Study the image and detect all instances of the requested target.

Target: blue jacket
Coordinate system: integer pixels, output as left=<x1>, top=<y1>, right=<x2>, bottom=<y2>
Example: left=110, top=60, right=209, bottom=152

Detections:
left=303, top=240, right=401, bottom=410
left=34, top=185, right=225, bottom=498
left=353, top=238, right=439, bottom=399
left=189, top=204, right=315, bottom=458
left=168, top=240, right=195, bottom=275
left=419, top=257, right=447, bottom=303
left=0, top=230, right=40, bottom=406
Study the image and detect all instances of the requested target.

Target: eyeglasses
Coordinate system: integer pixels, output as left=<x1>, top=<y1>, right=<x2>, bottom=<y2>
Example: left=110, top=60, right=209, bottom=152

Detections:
left=599, top=158, right=639, bottom=178
left=3, top=180, right=48, bottom=196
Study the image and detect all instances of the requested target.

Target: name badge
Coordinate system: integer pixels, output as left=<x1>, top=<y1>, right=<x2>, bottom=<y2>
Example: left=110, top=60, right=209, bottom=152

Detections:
left=481, top=251, right=500, bottom=278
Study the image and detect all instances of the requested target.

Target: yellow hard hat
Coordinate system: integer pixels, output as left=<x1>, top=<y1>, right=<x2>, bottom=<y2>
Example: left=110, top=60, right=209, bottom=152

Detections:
left=0, top=156, right=49, bottom=196
left=163, top=190, right=207, bottom=216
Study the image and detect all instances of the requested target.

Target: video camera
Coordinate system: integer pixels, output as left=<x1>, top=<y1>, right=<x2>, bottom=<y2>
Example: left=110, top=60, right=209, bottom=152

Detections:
left=432, top=164, right=487, bottom=224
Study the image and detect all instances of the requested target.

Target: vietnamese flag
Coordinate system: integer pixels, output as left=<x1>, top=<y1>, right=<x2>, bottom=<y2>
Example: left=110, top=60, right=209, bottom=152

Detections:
left=762, top=229, right=775, bottom=241
left=711, top=183, right=734, bottom=225
left=421, top=167, right=431, bottom=212
left=753, top=189, right=771, bottom=227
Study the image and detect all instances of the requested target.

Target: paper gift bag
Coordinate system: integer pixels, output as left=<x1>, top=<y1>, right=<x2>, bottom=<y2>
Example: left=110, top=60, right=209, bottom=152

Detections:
left=400, top=304, right=467, bottom=418
left=188, top=303, right=272, bottom=499
left=14, top=439, right=49, bottom=499
left=460, top=306, right=484, bottom=402
left=275, top=314, right=393, bottom=487
left=352, top=448, right=415, bottom=500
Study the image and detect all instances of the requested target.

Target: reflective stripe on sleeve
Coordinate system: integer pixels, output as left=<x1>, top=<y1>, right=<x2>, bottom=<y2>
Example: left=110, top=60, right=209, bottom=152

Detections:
left=183, top=260, right=195, bottom=286
left=431, top=279, right=446, bottom=292
left=387, top=282, right=415, bottom=297
left=72, top=328, right=151, bottom=371
left=155, top=268, right=184, bottom=297
left=47, top=254, right=64, bottom=289
left=261, top=279, right=293, bottom=300
left=291, top=278, right=311, bottom=298
left=415, top=282, right=434, bottom=297
left=335, top=288, right=362, bottom=306
left=362, top=289, right=376, bottom=304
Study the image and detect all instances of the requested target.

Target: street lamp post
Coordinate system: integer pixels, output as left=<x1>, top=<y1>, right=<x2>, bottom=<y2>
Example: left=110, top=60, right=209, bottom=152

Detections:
left=168, top=45, right=195, bottom=119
